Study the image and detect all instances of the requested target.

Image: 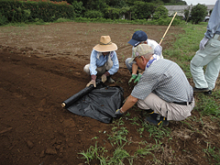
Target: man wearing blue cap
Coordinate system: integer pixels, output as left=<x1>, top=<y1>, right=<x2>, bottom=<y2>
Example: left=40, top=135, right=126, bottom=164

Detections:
left=125, top=30, right=163, bottom=83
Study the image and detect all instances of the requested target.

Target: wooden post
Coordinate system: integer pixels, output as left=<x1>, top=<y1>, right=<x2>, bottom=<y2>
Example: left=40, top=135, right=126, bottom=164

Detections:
left=159, top=12, right=177, bottom=45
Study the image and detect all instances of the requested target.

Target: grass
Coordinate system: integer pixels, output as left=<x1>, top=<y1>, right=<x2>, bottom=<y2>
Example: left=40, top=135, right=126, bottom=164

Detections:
left=163, top=22, right=208, bottom=78
left=203, top=144, right=220, bottom=164
left=142, top=121, right=171, bottom=139
left=194, top=92, right=220, bottom=117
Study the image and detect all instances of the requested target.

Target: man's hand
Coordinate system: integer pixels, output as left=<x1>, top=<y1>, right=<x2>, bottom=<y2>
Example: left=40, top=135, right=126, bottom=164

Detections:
left=101, top=74, right=107, bottom=83
left=134, top=73, right=142, bottom=83
left=199, top=37, right=209, bottom=50
left=115, top=108, right=124, bottom=118
left=86, top=80, right=96, bottom=87
left=128, top=74, right=137, bottom=83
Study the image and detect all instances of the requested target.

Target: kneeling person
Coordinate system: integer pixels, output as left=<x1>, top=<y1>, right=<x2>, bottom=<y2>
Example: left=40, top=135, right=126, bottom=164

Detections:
left=84, top=35, right=119, bottom=87
left=116, top=44, right=195, bottom=126
left=126, top=30, right=163, bottom=84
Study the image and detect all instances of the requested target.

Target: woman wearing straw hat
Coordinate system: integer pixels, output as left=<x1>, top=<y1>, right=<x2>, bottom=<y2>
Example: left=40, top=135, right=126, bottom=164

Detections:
left=84, top=35, right=119, bottom=87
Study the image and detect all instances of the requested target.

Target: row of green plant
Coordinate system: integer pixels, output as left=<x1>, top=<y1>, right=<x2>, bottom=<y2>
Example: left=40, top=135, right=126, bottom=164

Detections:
left=0, top=15, right=185, bottom=27
left=78, top=117, right=168, bottom=165
left=68, top=0, right=209, bottom=24
left=0, top=0, right=74, bottom=25
left=53, top=0, right=186, bottom=19
left=73, top=16, right=184, bottom=26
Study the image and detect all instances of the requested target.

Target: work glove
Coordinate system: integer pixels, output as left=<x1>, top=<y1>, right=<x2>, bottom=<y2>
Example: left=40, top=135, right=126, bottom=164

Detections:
left=115, top=108, right=124, bottom=118
left=101, top=72, right=110, bottom=83
left=134, top=73, right=142, bottom=83
left=101, top=74, right=107, bottom=83
left=128, top=74, right=137, bottom=83
left=86, top=80, right=96, bottom=88
left=199, top=36, right=209, bottom=50
left=86, top=75, right=96, bottom=87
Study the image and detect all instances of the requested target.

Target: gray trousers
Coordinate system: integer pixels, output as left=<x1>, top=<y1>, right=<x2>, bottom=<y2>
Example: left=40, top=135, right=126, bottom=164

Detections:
left=190, top=34, right=220, bottom=90
left=137, top=93, right=195, bottom=121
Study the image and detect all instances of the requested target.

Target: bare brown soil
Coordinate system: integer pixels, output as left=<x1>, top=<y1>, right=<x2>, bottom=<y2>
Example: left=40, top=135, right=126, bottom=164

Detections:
left=0, top=22, right=219, bottom=165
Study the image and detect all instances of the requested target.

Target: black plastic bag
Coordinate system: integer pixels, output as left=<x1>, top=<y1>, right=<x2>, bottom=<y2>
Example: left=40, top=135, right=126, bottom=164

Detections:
left=62, top=80, right=124, bottom=123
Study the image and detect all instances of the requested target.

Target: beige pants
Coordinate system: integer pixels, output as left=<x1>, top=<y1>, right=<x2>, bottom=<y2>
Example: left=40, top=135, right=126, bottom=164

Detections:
left=84, top=56, right=113, bottom=76
left=137, top=93, right=195, bottom=121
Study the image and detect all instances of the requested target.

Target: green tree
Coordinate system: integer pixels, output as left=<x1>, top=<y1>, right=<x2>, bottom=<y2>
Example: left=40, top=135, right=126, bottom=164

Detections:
left=84, top=10, right=103, bottom=18
left=84, top=0, right=108, bottom=13
left=190, top=4, right=207, bottom=24
left=153, top=5, right=168, bottom=19
left=131, top=1, right=155, bottom=20
left=72, top=0, right=85, bottom=17
left=106, top=0, right=127, bottom=8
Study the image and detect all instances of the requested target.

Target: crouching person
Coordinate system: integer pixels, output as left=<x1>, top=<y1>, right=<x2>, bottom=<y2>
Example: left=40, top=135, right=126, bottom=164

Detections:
left=125, top=30, right=163, bottom=84
left=115, top=44, right=195, bottom=126
left=84, top=35, right=119, bottom=87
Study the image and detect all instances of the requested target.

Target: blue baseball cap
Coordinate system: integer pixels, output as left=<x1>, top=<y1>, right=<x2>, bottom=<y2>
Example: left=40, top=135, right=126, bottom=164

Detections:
left=128, top=31, right=148, bottom=47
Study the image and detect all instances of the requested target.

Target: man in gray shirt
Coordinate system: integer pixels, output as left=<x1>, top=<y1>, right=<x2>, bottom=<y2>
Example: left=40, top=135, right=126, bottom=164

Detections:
left=115, top=44, right=195, bottom=126
left=190, top=0, right=220, bottom=95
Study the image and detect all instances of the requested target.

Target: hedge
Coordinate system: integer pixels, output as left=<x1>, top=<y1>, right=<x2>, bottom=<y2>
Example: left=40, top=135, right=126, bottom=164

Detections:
left=0, top=0, right=75, bottom=23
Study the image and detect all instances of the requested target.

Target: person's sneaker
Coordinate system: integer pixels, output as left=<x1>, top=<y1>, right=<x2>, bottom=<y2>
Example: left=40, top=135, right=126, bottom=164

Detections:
left=108, top=77, right=115, bottom=83
left=145, top=113, right=169, bottom=127
left=140, top=109, right=154, bottom=118
left=204, top=90, right=212, bottom=95
left=193, top=87, right=209, bottom=93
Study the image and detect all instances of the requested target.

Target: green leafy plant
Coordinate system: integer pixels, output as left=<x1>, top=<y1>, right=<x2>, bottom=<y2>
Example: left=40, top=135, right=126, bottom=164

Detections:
left=108, top=145, right=131, bottom=165
left=108, top=126, right=129, bottom=146
left=203, top=143, right=220, bottom=164
left=153, top=5, right=168, bottom=20
left=194, top=93, right=220, bottom=117
left=190, top=4, right=207, bottom=24
left=142, top=121, right=171, bottom=139
left=78, top=142, right=108, bottom=165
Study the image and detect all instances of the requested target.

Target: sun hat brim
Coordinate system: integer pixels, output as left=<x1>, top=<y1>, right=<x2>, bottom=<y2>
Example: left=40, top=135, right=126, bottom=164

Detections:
left=93, top=43, right=118, bottom=52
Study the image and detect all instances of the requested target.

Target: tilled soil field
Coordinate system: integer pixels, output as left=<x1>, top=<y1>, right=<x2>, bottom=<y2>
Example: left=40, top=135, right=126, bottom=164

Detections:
left=0, top=22, right=219, bottom=165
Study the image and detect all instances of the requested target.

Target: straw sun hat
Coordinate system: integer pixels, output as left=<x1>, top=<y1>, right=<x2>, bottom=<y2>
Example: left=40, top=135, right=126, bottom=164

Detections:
left=93, top=35, right=118, bottom=52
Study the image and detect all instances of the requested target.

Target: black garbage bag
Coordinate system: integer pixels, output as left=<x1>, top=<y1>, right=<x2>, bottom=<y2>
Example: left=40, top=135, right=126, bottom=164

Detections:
left=62, top=79, right=124, bottom=123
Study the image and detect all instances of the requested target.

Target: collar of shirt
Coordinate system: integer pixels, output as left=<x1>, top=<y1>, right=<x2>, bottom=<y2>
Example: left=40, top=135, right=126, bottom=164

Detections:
left=146, top=54, right=157, bottom=68
left=97, top=51, right=113, bottom=59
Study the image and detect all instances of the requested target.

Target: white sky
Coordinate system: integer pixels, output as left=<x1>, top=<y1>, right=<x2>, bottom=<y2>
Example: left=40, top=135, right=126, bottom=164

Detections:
left=185, top=0, right=217, bottom=5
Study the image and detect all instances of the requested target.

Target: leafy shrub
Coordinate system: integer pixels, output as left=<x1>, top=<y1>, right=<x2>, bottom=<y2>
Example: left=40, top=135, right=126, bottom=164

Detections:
left=190, top=4, right=207, bottom=24
left=0, top=0, right=74, bottom=24
left=149, top=17, right=182, bottom=26
left=0, top=12, right=8, bottom=25
left=131, top=1, right=155, bottom=20
left=84, top=10, right=103, bottom=18
left=73, top=17, right=183, bottom=26
left=72, top=0, right=85, bottom=17
left=153, top=5, right=168, bottom=20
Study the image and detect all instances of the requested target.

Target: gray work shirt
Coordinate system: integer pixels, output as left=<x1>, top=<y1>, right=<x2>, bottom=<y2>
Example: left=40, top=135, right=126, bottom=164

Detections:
left=131, top=59, right=193, bottom=103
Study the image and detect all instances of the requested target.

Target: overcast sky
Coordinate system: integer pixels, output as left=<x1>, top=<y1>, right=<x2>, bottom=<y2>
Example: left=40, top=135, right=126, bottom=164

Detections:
left=185, top=0, right=217, bottom=5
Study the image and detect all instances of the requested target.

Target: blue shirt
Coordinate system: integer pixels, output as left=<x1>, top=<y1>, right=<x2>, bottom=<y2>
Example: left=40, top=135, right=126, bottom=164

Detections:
left=89, top=49, right=119, bottom=75
left=205, top=0, right=220, bottom=39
